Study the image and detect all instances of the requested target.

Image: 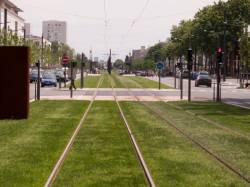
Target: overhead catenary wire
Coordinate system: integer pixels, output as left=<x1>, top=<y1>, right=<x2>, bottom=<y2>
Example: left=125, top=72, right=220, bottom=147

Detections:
left=103, top=0, right=109, bottom=50
left=119, top=0, right=150, bottom=57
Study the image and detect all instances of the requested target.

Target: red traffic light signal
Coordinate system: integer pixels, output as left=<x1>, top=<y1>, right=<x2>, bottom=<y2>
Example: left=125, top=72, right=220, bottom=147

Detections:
left=216, top=48, right=223, bottom=63
left=216, top=48, right=222, bottom=53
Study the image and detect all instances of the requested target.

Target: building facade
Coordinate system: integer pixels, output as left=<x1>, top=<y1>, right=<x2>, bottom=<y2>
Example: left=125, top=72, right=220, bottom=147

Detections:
left=42, top=20, right=67, bottom=44
left=0, top=0, right=24, bottom=37
left=132, top=46, right=148, bottom=60
left=27, top=35, right=51, bottom=48
left=24, top=23, right=30, bottom=37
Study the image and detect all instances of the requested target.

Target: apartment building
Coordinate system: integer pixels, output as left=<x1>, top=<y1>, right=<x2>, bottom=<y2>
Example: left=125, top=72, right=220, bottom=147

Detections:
left=27, top=35, right=51, bottom=48
left=0, top=0, right=24, bottom=36
left=24, top=23, right=30, bottom=37
left=42, top=20, right=67, bottom=44
left=132, top=46, right=148, bottom=60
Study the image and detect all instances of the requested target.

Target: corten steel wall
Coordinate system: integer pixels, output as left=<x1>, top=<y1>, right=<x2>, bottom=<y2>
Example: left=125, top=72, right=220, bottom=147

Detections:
left=0, top=47, right=30, bottom=119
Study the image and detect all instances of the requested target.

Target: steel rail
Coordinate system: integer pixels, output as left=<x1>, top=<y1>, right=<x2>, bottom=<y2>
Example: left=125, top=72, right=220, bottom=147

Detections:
left=116, top=74, right=250, bottom=184
left=165, top=102, right=250, bottom=141
left=110, top=76, right=156, bottom=187
left=44, top=75, right=104, bottom=187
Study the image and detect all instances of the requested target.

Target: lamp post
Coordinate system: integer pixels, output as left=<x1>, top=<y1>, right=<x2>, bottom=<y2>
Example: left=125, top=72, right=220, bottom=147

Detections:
left=223, top=15, right=228, bottom=82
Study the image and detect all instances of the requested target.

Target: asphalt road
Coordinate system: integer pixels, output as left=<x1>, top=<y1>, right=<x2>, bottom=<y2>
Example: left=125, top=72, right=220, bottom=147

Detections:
left=148, top=76, right=250, bottom=108
left=30, top=76, right=250, bottom=109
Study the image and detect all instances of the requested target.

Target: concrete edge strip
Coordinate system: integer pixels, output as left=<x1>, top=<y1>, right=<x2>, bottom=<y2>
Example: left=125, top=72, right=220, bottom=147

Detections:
left=29, top=99, right=35, bottom=103
left=110, top=78, right=156, bottom=187
left=44, top=76, right=104, bottom=187
left=224, top=102, right=250, bottom=110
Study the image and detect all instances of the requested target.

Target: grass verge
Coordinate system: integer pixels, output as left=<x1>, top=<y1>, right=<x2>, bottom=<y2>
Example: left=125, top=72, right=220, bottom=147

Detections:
left=53, top=101, right=147, bottom=187
left=120, top=101, right=248, bottom=186
left=0, top=101, right=89, bottom=186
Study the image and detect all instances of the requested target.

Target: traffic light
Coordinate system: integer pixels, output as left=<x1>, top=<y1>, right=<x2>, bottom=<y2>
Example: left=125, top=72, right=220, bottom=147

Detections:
left=216, top=48, right=223, bottom=64
left=187, top=48, right=193, bottom=70
left=35, top=61, right=40, bottom=67
left=176, top=62, right=182, bottom=69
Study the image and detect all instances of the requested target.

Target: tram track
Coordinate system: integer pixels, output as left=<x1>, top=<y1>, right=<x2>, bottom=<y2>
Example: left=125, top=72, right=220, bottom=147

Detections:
left=44, top=75, right=104, bottom=187
left=113, top=74, right=250, bottom=185
left=110, top=76, right=156, bottom=187
left=165, top=102, right=250, bottom=141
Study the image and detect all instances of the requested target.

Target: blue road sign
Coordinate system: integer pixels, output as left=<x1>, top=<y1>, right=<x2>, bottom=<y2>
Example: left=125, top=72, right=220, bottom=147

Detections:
left=156, top=62, right=164, bottom=70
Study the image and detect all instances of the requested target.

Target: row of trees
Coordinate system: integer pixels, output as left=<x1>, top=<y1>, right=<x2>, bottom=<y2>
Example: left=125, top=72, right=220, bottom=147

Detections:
left=0, top=29, right=77, bottom=67
left=131, top=0, right=250, bottom=76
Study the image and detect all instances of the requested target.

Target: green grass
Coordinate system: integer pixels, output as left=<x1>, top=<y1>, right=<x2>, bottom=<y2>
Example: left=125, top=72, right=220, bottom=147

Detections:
left=53, top=101, right=147, bottom=187
left=146, top=101, right=250, bottom=180
left=71, top=73, right=172, bottom=89
left=99, top=73, right=112, bottom=88
left=0, top=101, right=89, bottom=187
left=74, top=75, right=101, bottom=88
left=171, top=101, right=250, bottom=137
left=120, top=101, right=248, bottom=187
left=112, top=73, right=171, bottom=89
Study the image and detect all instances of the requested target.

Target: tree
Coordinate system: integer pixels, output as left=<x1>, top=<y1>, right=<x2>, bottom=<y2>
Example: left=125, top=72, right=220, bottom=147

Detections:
left=113, top=59, right=124, bottom=69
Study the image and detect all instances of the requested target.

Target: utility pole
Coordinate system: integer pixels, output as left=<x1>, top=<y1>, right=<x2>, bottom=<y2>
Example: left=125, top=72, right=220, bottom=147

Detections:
left=41, top=35, right=44, bottom=67
left=188, top=47, right=193, bottom=102
left=80, top=53, right=84, bottom=89
left=216, top=48, right=223, bottom=102
left=36, top=60, right=41, bottom=100
left=174, top=64, right=177, bottom=89
left=179, top=56, right=183, bottom=100
left=223, top=10, right=227, bottom=82
left=107, top=49, right=112, bottom=74
left=23, top=28, right=26, bottom=44
left=89, top=49, right=93, bottom=73
left=4, top=8, right=7, bottom=45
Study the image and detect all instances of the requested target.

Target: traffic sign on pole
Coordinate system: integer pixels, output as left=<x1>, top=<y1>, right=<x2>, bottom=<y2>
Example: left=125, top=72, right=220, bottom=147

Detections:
left=61, top=55, right=70, bottom=66
left=156, top=62, right=164, bottom=70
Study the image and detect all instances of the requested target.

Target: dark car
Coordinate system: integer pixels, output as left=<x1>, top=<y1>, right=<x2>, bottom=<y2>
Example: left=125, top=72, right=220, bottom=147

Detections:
left=191, top=71, right=199, bottom=80
left=41, top=73, right=57, bottom=87
left=195, top=74, right=212, bottom=87
left=55, top=70, right=66, bottom=81
left=182, top=70, right=189, bottom=79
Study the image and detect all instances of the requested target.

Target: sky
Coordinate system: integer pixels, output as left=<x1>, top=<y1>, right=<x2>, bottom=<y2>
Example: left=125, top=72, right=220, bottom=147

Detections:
left=12, top=0, right=219, bottom=61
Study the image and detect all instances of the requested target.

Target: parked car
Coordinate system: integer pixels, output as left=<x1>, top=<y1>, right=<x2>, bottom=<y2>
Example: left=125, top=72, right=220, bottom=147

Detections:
left=182, top=70, right=189, bottom=78
left=195, top=74, right=212, bottom=87
left=191, top=71, right=199, bottom=80
left=41, top=73, right=57, bottom=87
left=30, top=71, right=42, bottom=83
left=55, top=70, right=68, bottom=82
left=198, top=71, right=209, bottom=76
left=135, top=71, right=146, bottom=76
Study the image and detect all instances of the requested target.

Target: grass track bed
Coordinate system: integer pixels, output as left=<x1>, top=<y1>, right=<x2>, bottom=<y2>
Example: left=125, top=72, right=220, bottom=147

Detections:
left=112, top=73, right=171, bottom=89
left=148, top=101, right=250, bottom=181
left=171, top=101, right=250, bottom=137
left=53, top=101, right=147, bottom=187
left=120, top=101, right=248, bottom=187
left=74, top=75, right=101, bottom=88
left=0, top=101, right=89, bottom=186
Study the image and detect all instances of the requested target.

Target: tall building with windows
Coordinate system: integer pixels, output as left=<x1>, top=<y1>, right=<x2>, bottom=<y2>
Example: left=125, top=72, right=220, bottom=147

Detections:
left=24, top=23, right=30, bottom=37
left=42, top=20, right=67, bottom=44
left=0, top=0, right=24, bottom=37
